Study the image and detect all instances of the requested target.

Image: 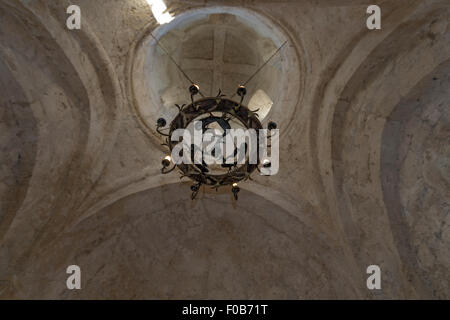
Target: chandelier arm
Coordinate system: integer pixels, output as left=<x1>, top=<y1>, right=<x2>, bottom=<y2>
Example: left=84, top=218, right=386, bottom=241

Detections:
left=239, top=95, right=244, bottom=107
left=156, top=126, right=170, bottom=137
left=161, top=163, right=176, bottom=174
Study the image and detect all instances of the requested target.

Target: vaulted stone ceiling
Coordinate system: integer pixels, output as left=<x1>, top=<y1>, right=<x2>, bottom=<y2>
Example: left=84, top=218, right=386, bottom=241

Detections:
left=0, top=0, right=448, bottom=299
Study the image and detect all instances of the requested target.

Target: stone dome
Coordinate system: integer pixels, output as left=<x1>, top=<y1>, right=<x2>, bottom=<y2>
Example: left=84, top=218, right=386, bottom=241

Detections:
left=130, top=6, right=301, bottom=139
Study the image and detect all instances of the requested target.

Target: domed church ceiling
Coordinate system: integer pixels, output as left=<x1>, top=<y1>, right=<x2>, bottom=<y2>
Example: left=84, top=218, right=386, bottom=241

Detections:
left=0, top=0, right=449, bottom=301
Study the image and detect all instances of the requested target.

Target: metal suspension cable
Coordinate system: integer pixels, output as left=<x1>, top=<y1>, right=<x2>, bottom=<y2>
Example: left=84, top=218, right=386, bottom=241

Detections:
left=149, top=32, right=205, bottom=97
left=231, top=41, right=287, bottom=99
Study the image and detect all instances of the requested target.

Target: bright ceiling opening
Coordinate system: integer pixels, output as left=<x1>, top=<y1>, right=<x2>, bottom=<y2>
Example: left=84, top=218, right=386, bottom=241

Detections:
left=146, top=0, right=174, bottom=24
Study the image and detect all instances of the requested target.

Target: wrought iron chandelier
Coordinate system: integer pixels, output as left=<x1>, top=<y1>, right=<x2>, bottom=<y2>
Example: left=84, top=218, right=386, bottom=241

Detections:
left=150, top=33, right=285, bottom=200
left=156, top=84, right=277, bottom=200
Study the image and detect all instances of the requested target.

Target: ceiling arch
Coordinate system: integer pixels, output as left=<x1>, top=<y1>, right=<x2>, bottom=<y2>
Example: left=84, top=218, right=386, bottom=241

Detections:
left=3, top=183, right=359, bottom=299
left=329, top=7, right=450, bottom=298
left=0, top=0, right=124, bottom=287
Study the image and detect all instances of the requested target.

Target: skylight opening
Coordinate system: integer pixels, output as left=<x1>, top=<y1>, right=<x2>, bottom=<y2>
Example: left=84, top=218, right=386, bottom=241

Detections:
left=146, top=0, right=174, bottom=25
